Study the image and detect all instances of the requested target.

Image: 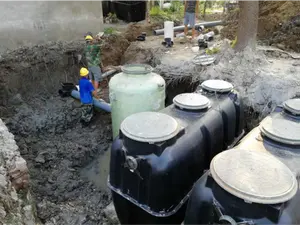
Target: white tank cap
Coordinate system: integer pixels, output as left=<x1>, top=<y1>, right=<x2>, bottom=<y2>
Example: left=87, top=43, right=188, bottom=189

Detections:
left=121, top=64, right=153, bottom=74
left=283, top=98, right=300, bottom=115
left=210, top=149, right=298, bottom=204
left=201, top=79, right=233, bottom=93
left=173, top=93, right=210, bottom=110
left=260, top=113, right=300, bottom=145
left=120, top=112, right=180, bottom=143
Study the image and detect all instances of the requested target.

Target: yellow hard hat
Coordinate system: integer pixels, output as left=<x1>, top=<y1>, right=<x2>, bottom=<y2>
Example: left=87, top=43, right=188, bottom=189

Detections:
left=85, top=35, right=93, bottom=41
left=80, top=67, right=89, bottom=76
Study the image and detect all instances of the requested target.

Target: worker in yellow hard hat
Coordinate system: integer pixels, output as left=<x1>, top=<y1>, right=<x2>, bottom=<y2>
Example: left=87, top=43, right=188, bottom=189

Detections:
left=83, top=32, right=106, bottom=95
left=79, top=67, right=101, bottom=126
left=85, top=35, right=93, bottom=41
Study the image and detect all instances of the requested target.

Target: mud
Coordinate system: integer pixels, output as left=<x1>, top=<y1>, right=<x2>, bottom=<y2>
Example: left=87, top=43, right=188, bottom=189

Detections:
left=4, top=92, right=113, bottom=224
left=0, top=28, right=143, bottom=224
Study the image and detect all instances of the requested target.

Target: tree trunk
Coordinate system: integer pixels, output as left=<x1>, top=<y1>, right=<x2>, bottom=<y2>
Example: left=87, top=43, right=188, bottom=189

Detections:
left=203, top=0, right=207, bottom=20
left=235, top=1, right=259, bottom=51
left=145, top=0, right=149, bottom=23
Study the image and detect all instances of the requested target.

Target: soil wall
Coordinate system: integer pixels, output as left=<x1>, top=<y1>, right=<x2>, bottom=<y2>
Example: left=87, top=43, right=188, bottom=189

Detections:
left=221, top=1, right=300, bottom=52
left=0, top=1, right=103, bottom=52
left=0, top=119, right=37, bottom=225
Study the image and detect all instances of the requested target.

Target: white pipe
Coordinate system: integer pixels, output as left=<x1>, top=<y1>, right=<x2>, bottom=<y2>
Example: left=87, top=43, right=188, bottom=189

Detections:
left=154, top=21, right=223, bottom=35
left=71, top=90, right=111, bottom=112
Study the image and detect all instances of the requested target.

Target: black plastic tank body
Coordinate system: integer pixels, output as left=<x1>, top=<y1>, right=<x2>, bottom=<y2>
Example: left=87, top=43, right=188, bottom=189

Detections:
left=185, top=171, right=297, bottom=224
left=109, top=98, right=225, bottom=224
left=184, top=150, right=298, bottom=225
left=197, top=79, right=245, bottom=148
left=236, top=98, right=300, bottom=176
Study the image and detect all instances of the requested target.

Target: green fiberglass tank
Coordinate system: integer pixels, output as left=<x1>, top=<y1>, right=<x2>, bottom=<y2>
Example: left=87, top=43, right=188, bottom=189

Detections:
left=109, top=64, right=166, bottom=139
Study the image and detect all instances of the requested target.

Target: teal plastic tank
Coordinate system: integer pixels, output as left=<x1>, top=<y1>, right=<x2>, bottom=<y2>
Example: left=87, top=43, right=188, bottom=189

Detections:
left=109, top=64, right=166, bottom=139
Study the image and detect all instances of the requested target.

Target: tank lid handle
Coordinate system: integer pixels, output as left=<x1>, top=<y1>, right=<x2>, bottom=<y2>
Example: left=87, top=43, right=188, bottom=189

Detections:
left=121, top=64, right=153, bottom=75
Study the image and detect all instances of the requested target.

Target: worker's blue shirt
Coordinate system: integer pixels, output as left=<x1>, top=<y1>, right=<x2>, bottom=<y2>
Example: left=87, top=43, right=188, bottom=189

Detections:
left=79, top=77, right=94, bottom=104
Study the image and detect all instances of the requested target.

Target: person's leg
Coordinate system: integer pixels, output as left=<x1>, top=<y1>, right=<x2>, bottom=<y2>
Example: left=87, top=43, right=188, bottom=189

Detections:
left=89, top=66, right=99, bottom=90
left=81, top=104, right=94, bottom=125
left=189, top=13, right=196, bottom=38
left=184, top=12, right=190, bottom=36
left=88, top=67, right=96, bottom=89
left=92, top=66, right=102, bottom=92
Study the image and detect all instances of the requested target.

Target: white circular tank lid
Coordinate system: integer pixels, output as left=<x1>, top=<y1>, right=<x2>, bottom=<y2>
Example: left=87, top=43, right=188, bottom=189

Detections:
left=283, top=98, right=300, bottom=115
left=260, top=114, right=300, bottom=145
left=120, top=112, right=180, bottom=143
left=201, top=79, right=233, bottom=93
left=173, top=93, right=210, bottom=110
left=210, top=149, right=298, bottom=204
left=121, top=64, right=153, bottom=74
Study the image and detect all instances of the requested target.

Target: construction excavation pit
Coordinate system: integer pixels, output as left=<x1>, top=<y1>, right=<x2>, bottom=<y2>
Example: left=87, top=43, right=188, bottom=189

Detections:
left=0, top=22, right=300, bottom=225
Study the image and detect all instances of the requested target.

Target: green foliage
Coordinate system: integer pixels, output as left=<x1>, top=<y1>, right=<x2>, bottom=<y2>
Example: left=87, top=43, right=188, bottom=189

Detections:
left=231, top=36, right=238, bottom=48
left=104, top=27, right=116, bottom=35
left=206, top=47, right=220, bottom=55
left=150, top=3, right=184, bottom=24
left=169, top=1, right=184, bottom=13
left=198, top=0, right=225, bottom=16
left=107, top=12, right=118, bottom=23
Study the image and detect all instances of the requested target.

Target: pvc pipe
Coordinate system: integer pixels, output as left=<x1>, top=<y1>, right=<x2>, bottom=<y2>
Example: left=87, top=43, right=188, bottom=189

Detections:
left=102, top=69, right=117, bottom=79
left=71, top=90, right=111, bottom=112
left=204, top=31, right=215, bottom=41
left=153, top=20, right=223, bottom=35
left=164, top=21, right=174, bottom=42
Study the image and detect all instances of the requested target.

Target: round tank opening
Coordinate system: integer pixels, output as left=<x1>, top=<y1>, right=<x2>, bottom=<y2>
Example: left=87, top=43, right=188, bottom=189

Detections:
left=200, top=79, right=234, bottom=93
left=283, top=98, right=300, bottom=116
left=173, top=93, right=211, bottom=111
left=121, top=64, right=153, bottom=75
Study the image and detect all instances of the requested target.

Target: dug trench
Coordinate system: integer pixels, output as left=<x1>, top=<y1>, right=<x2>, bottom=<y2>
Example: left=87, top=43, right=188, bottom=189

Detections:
left=0, top=40, right=274, bottom=224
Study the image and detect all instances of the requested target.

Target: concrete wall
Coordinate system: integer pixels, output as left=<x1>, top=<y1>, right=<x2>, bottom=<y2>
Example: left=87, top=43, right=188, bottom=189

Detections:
left=0, top=1, right=103, bottom=52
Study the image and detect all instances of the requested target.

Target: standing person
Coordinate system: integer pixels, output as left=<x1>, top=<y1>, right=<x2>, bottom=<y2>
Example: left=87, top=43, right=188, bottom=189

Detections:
left=84, top=32, right=105, bottom=94
left=79, top=67, right=100, bottom=126
left=184, top=0, right=199, bottom=39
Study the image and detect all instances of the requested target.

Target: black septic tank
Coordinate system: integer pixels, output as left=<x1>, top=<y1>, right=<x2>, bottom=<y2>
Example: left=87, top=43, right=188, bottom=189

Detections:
left=184, top=149, right=298, bottom=225
left=237, top=97, right=300, bottom=175
left=197, top=79, right=245, bottom=148
left=108, top=79, right=245, bottom=224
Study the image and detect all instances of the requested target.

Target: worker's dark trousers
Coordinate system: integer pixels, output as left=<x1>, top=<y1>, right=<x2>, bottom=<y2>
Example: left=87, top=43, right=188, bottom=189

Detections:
left=81, top=104, right=94, bottom=124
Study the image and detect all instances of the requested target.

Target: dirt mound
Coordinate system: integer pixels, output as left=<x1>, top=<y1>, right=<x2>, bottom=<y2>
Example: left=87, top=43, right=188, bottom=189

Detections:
left=121, top=39, right=164, bottom=66
left=220, top=8, right=239, bottom=40
left=123, top=23, right=158, bottom=42
left=221, top=1, right=300, bottom=52
left=258, top=1, right=300, bottom=38
left=101, top=34, right=130, bottom=66
left=269, top=15, right=300, bottom=52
